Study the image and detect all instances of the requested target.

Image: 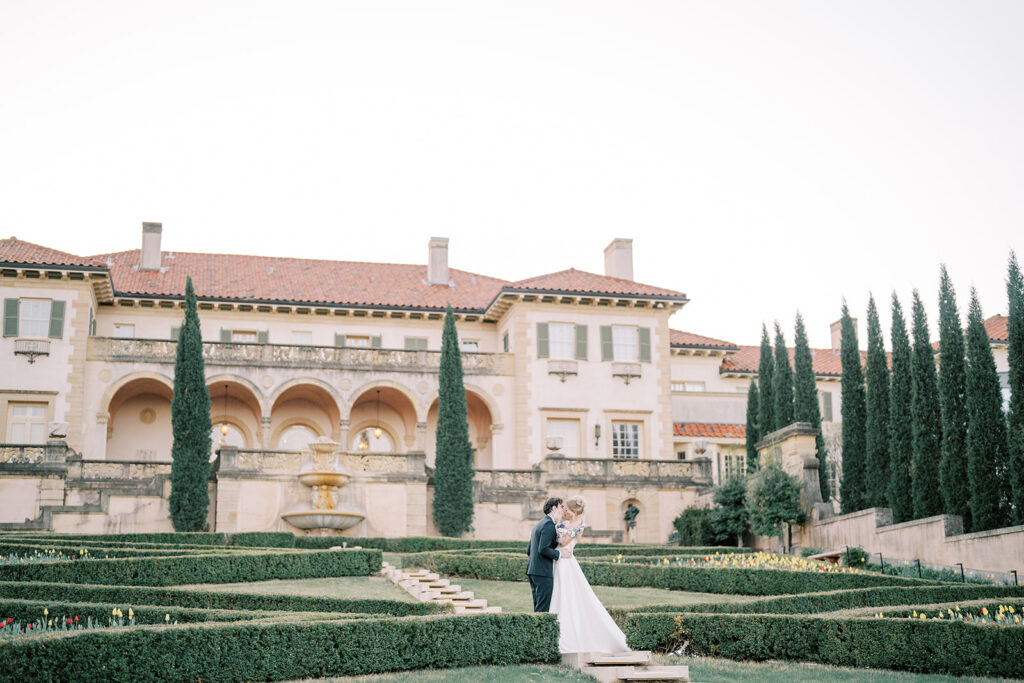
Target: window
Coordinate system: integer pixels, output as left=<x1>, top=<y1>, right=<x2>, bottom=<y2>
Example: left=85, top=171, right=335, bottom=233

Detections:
left=827, top=457, right=841, bottom=502
left=291, top=331, right=312, bottom=346
left=545, top=419, right=579, bottom=458
left=278, top=424, right=317, bottom=451
left=7, top=403, right=47, bottom=444
left=4, top=298, right=64, bottom=339
left=232, top=331, right=257, bottom=343
left=722, top=447, right=746, bottom=480
left=113, top=324, right=135, bottom=339
left=347, top=335, right=370, bottom=348
left=502, top=332, right=509, bottom=352
left=461, top=340, right=479, bottom=352
left=820, top=391, right=834, bottom=422
left=600, top=325, right=651, bottom=362
left=676, top=450, right=687, bottom=461
left=548, top=324, right=574, bottom=359
left=672, top=381, right=705, bottom=392
left=611, top=422, right=640, bottom=460
left=999, top=372, right=1010, bottom=412
left=221, top=329, right=267, bottom=344
left=405, top=337, right=428, bottom=350
left=612, top=326, right=638, bottom=362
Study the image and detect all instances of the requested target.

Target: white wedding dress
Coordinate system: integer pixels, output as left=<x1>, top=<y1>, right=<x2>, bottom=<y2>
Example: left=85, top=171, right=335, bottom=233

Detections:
left=549, top=520, right=630, bottom=654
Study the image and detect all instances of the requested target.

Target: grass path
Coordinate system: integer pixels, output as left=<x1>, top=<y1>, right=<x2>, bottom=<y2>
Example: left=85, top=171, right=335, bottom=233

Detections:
left=173, top=576, right=418, bottom=601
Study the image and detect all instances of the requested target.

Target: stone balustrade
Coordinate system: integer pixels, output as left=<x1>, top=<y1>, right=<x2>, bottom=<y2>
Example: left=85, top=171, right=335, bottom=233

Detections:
left=544, top=455, right=713, bottom=486
left=219, top=447, right=426, bottom=480
left=87, top=337, right=513, bottom=375
left=474, top=468, right=543, bottom=490
left=72, top=460, right=171, bottom=480
left=0, top=444, right=48, bottom=465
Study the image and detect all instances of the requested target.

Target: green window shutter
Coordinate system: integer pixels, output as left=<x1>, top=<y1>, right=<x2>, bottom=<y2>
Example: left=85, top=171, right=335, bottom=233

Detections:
left=4, top=298, right=19, bottom=337
left=370, top=335, right=382, bottom=349
left=89, top=308, right=96, bottom=336
left=537, top=323, right=549, bottom=359
left=220, top=328, right=232, bottom=342
left=257, top=330, right=269, bottom=344
left=638, top=327, right=651, bottom=362
left=503, top=332, right=509, bottom=353
left=600, top=326, right=613, bottom=361
left=574, top=324, right=588, bottom=361
left=170, top=326, right=181, bottom=341
left=335, top=333, right=346, bottom=347
left=404, top=337, right=416, bottom=350
left=48, top=300, right=66, bottom=339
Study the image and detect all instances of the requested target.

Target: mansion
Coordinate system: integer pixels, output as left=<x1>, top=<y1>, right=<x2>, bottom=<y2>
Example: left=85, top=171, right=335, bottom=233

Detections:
left=0, top=225, right=1010, bottom=542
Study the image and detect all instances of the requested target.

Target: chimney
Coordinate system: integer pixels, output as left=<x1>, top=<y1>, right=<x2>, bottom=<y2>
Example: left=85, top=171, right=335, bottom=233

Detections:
left=604, top=238, right=633, bottom=281
left=830, top=318, right=857, bottom=351
left=140, top=222, right=162, bottom=271
left=427, top=237, right=449, bottom=285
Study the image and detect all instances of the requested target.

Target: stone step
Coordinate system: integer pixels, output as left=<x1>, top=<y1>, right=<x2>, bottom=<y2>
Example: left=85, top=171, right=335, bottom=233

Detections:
left=587, top=652, right=653, bottom=667
left=445, top=592, right=475, bottom=601
left=457, top=599, right=489, bottom=609
left=618, top=665, right=690, bottom=682
left=435, top=585, right=461, bottom=594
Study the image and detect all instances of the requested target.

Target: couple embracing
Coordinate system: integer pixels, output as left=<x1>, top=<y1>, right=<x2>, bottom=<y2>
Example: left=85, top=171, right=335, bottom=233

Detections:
left=526, top=495, right=629, bottom=654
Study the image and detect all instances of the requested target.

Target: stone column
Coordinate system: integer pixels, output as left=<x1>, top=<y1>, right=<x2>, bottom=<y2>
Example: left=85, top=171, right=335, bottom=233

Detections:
left=414, top=421, right=427, bottom=451
left=260, top=416, right=272, bottom=449
left=339, top=419, right=351, bottom=452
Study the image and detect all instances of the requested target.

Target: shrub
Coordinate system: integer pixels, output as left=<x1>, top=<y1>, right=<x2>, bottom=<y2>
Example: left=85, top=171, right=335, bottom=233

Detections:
left=228, top=532, right=296, bottom=548
left=0, top=580, right=448, bottom=617
left=0, top=613, right=560, bottom=682
left=671, top=508, right=715, bottom=546
left=295, top=536, right=528, bottom=552
left=843, top=546, right=869, bottom=567
left=0, top=597, right=283, bottom=625
left=800, top=547, right=823, bottom=558
left=0, top=549, right=381, bottom=586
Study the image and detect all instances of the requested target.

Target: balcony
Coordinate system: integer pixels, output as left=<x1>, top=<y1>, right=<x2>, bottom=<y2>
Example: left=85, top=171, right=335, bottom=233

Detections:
left=547, top=360, right=578, bottom=382
left=216, top=447, right=427, bottom=481
left=544, top=455, right=712, bottom=487
left=13, top=339, right=50, bottom=364
left=88, top=337, right=513, bottom=375
left=611, top=362, right=642, bottom=384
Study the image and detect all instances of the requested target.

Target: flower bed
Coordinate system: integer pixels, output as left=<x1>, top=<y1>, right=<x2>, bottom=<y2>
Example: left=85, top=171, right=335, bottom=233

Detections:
left=612, top=551, right=873, bottom=575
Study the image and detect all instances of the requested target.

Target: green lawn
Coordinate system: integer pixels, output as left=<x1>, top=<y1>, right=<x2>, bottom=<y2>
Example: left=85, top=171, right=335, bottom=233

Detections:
left=654, top=656, right=1015, bottom=682
left=173, top=576, right=417, bottom=602
left=454, top=577, right=755, bottom=613
left=287, top=665, right=593, bottom=682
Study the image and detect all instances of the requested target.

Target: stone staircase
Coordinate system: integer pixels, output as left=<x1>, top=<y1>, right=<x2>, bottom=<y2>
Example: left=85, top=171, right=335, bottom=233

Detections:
left=562, top=650, right=690, bottom=683
left=381, top=562, right=502, bottom=615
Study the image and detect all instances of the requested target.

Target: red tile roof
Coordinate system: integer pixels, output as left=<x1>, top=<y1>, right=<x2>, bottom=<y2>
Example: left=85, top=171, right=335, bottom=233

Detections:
left=673, top=422, right=746, bottom=439
left=985, top=314, right=1008, bottom=343
left=670, top=329, right=739, bottom=350
left=508, top=268, right=686, bottom=299
left=0, top=237, right=105, bottom=268
left=720, top=344, right=857, bottom=378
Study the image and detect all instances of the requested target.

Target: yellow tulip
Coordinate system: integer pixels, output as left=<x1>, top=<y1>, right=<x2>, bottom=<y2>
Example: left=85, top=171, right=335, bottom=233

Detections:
left=128, top=608, right=133, bottom=619
left=48, top=619, right=52, bottom=627
left=112, top=608, right=117, bottom=616
left=919, top=613, right=926, bottom=620
left=982, top=607, right=988, bottom=615
left=912, top=610, right=918, bottom=617
left=165, top=614, right=170, bottom=622
left=43, top=608, right=48, bottom=617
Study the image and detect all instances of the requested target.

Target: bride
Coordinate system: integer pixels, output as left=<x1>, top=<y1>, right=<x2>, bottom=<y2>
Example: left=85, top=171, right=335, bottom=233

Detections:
left=549, top=495, right=630, bottom=653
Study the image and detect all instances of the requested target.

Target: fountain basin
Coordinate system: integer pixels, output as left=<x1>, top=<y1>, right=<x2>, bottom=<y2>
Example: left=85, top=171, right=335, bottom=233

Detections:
left=281, top=508, right=365, bottom=532
left=297, top=470, right=351, bottom=487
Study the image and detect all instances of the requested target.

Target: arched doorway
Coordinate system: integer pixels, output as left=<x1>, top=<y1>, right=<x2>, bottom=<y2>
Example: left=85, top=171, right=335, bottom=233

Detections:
left=269, top=381, right=342, bottom=450
left=207, top=378, right=261, bottom=457
left=425, top=389, right=495, bottom=469
left=348, top=384, right=418, bottom=453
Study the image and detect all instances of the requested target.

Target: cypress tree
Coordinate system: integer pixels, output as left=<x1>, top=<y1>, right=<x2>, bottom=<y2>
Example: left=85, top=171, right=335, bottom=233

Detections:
left=432, top=304, right=475, bottom=537
left=910, top=290, right=943, bottom=519
left=887, top=293, right=915, bottom=523
left=864, top=295, right=890, bottom=508
left=169, top=276, right=212, bottom=532
left=937, top=265, right=971, bottom=530
left=965, top=289, right=1012, bottom=531
left=793, top=312, right=829, bottom=501
left=839, top=301, right=867, bottom=513
left=1007, top=251, right=1024, bottom=525
left=758, top=324, right=776, bottom=435
left=745, top=378, right=760, bottom=473
left=773, top=322, right=794, bottom=429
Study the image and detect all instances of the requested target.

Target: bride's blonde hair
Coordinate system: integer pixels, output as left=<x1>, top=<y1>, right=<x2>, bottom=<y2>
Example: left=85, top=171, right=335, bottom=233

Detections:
left=565, top=495, right=587, bottom=517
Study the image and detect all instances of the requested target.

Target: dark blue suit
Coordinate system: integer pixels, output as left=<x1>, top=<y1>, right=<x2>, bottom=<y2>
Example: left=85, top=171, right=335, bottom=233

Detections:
left=526, top=514, right=560, bottom=612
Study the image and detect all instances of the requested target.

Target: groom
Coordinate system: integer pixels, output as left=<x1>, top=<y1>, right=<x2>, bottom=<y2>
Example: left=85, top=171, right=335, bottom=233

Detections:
left=526, top=497, right=565, bottom=613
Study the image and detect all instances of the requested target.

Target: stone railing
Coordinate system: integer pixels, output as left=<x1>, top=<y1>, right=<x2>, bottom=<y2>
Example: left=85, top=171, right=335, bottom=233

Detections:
left=543, top=456, right=713, bottom=486
left=0, top=444, right=48, bottom=465
left=71, top=460, right=172, bottom=480
left=88, top=337, right=513, bottom=375
left=220, top=447, right=426, bottom=479
left=474, top=468, right=543, bottom=491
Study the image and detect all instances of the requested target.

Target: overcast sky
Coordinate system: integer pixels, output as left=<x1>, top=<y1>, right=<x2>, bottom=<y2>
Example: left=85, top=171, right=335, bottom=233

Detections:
left=2, top=1, right=1021, bottom=349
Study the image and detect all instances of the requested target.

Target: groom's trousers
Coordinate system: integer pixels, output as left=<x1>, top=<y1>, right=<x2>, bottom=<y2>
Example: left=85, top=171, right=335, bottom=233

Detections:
left=528, top=573, right=553, bottom=612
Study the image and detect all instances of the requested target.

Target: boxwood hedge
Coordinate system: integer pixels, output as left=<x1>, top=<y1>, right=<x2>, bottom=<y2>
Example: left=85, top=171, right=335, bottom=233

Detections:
left=0, top=613, right=560, bottom=682
left=0, top=549, right=381, bottom=586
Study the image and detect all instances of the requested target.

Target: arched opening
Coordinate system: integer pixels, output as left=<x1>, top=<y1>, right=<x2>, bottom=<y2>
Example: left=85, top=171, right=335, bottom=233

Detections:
left=270, top=382, right=341, bottom=448
left=349, top=384, right=418, bottom=454
left=208, top=379, right=261, bottom=454
left=105, top=377, right=174, bottom=462
left=425, top=389, right=494, bottom=469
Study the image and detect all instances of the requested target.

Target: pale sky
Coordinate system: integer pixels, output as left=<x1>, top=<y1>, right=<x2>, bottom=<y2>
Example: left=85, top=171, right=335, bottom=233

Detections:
left=2, top=1, right=1021, bottom=349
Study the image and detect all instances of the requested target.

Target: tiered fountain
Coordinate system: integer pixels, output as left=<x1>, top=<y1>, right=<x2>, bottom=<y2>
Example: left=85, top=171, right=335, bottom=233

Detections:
left=281, top=438, right=366, bottom=535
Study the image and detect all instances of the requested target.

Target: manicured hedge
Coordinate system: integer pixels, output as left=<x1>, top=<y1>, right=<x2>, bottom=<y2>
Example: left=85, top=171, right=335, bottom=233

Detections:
left=574, top=546, right=752, bottom=557
left=12, top=532, right=230, bottom=545
left=0, top=613, right=560, bottom=682
left=0, top=549, right=381, bottom=586
left=0, top=581, right=448, bottom=617
left=403, top=552, right=929, bottom=595
left=295, top=536, right=528, bottom=552
left=0, top=597, right=286, bottom=625
left=613, top=584, right=1024, bottom=616
left=0, top=540, right=235, bottom=559
left=228, top=532, right=296, bottom=548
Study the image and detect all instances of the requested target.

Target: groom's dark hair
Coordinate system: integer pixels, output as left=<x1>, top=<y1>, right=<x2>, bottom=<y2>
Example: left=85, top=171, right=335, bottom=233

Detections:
left=543, top=497, right=564, bottom=515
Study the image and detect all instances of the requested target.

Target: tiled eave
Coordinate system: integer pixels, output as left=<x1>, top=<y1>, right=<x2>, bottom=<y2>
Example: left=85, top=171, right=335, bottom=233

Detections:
left=483, top=288, right=688, bottom=321
left=0, top=262, right=113, bottom=304
left=671, top=345, right=740, bottom=358
left=719, top=367, right=842, bottom=383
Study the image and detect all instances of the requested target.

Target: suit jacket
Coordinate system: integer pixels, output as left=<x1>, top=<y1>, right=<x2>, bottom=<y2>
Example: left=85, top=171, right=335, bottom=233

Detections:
left=526, top=515, right=560, bottom=577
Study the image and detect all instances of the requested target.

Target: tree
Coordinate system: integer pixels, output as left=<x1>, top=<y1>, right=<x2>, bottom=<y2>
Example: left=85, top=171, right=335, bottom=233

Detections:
left=937, top=265, right=971, bottom=530
left=965, top=289, right=1012, bottom=531
left=745, top=379, right=760, bottom=473
left=758, top=324, right=776, bottom=435
left=793, top=312, right=829, bottom=501
left=1007, top=251, right=1024, bottom=525
left=710, top=477, right=749, bottom=546
left=910, top=290, right=943, bottom=520
left=839, top=301, right=867, bottom=513
left=432, top=304, right=475, bottom=536
left=863, top=295, right=890, bottom=508
left=747, top=464, right=806, bottom=553
left=887, top=293, right=915, bottom=523
left=773, top=321, right=795, bottom=428
left=169, top=276, right=212, bottom=532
